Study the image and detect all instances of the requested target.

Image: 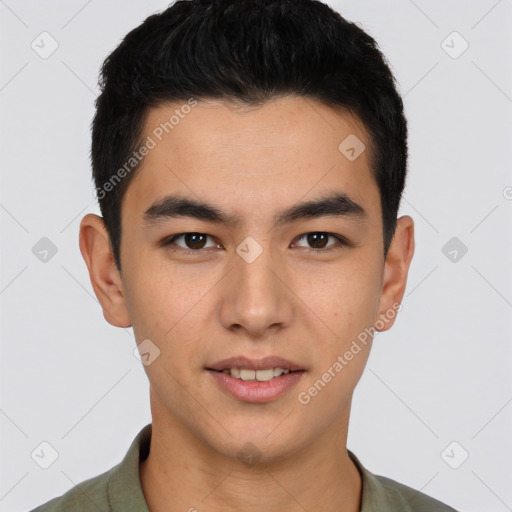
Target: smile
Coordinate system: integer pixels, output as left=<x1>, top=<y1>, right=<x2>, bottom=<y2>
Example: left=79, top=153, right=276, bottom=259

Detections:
left=216, top=367, right=291, bottom=381
left=207, top=370, right=305, bottom=403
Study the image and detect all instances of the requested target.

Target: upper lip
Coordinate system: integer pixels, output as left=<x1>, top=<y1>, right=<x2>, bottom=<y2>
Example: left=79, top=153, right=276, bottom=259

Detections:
left=207, top=356, right=304, bottom=372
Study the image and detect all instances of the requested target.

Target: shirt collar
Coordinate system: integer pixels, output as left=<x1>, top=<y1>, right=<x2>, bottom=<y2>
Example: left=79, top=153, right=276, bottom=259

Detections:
left=349, top=450, right=392, bottom=511
left=107, top=423, right=151, bottom=511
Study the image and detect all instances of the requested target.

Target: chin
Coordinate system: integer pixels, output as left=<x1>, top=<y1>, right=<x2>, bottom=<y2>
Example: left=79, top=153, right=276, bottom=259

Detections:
left=205, top=423, right=308, bottom=467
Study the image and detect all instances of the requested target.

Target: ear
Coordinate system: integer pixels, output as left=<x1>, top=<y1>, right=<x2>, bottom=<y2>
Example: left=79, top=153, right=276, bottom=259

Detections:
left=375, top=215, right=415, bottom=332
left=79, top=214, right=131, bottom=328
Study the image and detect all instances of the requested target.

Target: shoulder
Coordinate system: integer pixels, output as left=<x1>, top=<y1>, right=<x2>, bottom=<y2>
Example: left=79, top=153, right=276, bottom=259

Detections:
left=372, top=473, right=459, bottom=511
left=28, top=466, right=115, bottom=512
left=349, top=451, right=459, bottom=512
left=29, top=424, right=152, bottom=512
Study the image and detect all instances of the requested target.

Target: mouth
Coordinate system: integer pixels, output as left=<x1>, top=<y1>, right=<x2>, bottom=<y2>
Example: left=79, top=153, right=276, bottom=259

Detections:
left=208, top=367, right=301, bottom=381
left=206, top=355, right=304, bottom=378
left=206, top=356, right=305, bottom=402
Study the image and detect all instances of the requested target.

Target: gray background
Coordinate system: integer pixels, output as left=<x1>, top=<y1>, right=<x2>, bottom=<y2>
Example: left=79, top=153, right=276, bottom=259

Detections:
left=1, top=1, right=511, bottom=511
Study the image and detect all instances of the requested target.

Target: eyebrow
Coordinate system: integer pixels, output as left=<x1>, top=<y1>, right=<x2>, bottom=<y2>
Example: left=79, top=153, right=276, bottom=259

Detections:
left=143, top=191, right=367, bottom=227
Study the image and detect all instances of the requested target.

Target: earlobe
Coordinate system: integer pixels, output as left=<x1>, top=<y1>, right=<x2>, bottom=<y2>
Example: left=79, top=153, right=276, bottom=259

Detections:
left=79, top=213, right=132, bottom=328
left=376, top=215, right=415, bottom=332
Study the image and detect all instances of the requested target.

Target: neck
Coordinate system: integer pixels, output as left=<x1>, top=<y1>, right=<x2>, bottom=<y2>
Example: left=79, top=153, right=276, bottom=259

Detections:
left=140, top=397, right=361, bottom=512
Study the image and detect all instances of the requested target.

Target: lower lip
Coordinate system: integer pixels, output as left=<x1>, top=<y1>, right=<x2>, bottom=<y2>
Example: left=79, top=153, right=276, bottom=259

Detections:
left=207, top=370, right=305, bottom=403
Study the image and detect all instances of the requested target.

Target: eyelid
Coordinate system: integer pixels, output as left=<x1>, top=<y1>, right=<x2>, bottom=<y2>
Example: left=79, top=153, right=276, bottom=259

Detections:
left=163, top=233, right=220, bottom=252
left=292, top=232, right=350, bottom=251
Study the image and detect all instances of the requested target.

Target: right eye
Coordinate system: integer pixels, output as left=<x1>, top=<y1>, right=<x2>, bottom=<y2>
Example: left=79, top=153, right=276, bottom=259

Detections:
left=163, top=233, right=221, bottom=253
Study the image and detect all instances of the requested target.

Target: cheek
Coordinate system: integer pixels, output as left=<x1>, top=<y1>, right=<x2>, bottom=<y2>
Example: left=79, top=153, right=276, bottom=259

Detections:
left=121, top=250, right=177, bottom=338
left=296, top=256, right=382, bottom=343
left=121, top=252, right=215, bottom=362
left=294, top=342, right=371, bottom=437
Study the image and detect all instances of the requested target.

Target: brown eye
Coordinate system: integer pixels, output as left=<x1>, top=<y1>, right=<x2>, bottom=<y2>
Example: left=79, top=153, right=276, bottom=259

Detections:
left=307, top=232, right=329, bottom=248
left=293, top=232, right=347, bottom=251
left=164, top=233, right=218, bottom=251
left=183, top=233, right=208, bottom=249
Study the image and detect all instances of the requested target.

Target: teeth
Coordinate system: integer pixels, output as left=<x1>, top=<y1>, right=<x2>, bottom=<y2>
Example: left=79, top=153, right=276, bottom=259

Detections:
left=273, top=367, right=289, bottom=377
left=240, top=369, right=256, bottom=381
left=226, top=368, right=291, bottom=381
left=255, top=369, right=274, bottom=381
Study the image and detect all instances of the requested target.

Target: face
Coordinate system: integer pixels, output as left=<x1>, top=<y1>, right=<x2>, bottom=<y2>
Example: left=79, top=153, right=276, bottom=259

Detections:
left=81, top=95, right=414, bottom=463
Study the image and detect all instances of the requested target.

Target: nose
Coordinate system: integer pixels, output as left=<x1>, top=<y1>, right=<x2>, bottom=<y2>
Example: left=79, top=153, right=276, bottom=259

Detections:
left=218, top=241, right=294, bottom=338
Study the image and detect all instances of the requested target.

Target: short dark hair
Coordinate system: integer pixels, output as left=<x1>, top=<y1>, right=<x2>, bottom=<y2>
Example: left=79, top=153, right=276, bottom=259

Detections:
left=91, top=0, right=408, bottom=270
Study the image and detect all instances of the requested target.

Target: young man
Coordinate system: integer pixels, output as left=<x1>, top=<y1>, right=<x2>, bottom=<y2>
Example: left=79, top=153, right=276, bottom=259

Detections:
left=32, top=0, right=457, bottom=510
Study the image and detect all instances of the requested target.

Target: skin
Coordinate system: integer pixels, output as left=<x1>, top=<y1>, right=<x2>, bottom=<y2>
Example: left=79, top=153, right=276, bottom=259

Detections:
left=79, top=95, right=414, bottom=512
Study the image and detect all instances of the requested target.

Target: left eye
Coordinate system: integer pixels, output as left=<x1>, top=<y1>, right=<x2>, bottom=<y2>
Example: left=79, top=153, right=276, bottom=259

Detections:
left=293, top=232, right=345, bottom=250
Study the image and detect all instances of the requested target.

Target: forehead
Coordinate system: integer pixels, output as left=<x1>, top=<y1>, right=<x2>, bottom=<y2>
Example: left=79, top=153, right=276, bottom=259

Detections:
left=122, top=96, right=380, bottom=225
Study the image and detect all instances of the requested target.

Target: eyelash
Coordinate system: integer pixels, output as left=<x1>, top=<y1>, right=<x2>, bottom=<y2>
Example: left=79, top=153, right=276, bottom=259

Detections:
left=162, top=232, right=350, bottom=255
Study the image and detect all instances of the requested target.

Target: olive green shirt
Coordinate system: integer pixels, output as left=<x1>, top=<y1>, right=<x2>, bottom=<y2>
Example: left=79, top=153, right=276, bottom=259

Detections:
left=31, top=424, right=458, bottom=511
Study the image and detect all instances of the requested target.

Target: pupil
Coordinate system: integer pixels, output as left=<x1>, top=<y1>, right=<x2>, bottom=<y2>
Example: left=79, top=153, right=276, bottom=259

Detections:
left=186, top=233, right=206, bottom=249
left=308, top=232, right=328, bottom=248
